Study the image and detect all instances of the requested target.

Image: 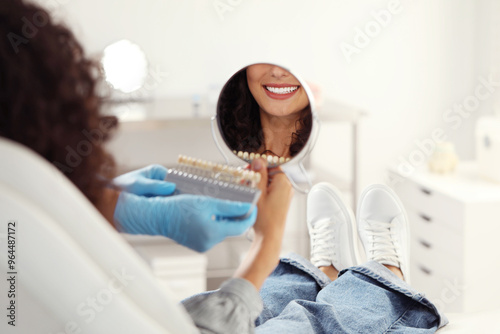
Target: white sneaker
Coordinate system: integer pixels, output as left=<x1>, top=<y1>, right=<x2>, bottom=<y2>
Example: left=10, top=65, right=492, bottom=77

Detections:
left=356, top=184, right=411, bottom=283
left=307, top=182, right=359, bottom=271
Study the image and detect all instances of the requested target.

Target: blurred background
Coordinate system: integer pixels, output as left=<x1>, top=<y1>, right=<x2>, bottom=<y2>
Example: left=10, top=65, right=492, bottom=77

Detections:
left=40, top=0, right=500, bottom=188
left=32, top=0, right=500, bottom=316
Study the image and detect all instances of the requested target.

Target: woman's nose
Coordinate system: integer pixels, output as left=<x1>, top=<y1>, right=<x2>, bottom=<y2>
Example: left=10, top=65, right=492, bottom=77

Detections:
left=270, top=66, right=290, bottom=79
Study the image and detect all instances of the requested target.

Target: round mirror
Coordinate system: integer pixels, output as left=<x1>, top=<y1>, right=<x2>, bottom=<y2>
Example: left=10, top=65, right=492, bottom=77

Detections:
left=216, top=63, right=317, bottom=168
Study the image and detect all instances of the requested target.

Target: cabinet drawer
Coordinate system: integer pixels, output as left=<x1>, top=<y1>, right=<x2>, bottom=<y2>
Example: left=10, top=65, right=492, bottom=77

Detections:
left=394, top=178, right=464, bottom=233
left=410, top=238, right=463, bottom=281
left=411, top=262, right=442, bottom=298
left=408, top=209, right=463, bottom=259
left=411, top=262, right=464, bottom=313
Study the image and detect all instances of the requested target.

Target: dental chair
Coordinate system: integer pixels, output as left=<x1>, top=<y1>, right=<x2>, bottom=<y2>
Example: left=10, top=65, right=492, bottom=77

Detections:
left=0, top=138, right=198, bottom=333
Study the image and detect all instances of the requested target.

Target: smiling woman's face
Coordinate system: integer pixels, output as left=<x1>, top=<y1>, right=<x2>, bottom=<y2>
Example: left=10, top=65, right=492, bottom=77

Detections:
left=246, top=64, right=309, bottom=118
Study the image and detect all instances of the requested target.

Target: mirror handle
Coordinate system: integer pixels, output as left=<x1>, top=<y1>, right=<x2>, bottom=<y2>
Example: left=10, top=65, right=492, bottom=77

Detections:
left=283, top=116, right=320, bottom=194
left=284, top=161, right=312, bottom=194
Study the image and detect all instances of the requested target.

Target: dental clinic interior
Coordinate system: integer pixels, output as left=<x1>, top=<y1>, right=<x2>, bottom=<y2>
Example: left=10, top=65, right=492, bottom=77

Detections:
left=2, top=0, right=500, bottom=332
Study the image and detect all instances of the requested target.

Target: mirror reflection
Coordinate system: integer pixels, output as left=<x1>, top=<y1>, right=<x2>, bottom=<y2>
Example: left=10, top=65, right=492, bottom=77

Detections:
left=217, top=63, right=312, bottom=166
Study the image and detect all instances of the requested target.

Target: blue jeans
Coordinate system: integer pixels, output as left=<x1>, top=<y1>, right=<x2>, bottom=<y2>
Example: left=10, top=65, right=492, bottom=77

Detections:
left=255, top=253, right=448, bottom=333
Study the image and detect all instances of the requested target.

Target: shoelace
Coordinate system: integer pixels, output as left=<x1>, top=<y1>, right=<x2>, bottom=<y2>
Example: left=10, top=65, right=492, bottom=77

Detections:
left=310, top=218, right=336, bottom=264
left=364, top=217, right=400, bottom=266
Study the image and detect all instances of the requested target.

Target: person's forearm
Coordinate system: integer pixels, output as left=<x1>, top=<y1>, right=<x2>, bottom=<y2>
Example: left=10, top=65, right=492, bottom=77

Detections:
left=234, top=233, right=284, bottom=291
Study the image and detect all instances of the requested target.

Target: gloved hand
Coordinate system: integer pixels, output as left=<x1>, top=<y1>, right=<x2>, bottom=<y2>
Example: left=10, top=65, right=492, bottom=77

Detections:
left=112, top=164, right=176, bottom=196
left=114, top=192, right=257, bottom=252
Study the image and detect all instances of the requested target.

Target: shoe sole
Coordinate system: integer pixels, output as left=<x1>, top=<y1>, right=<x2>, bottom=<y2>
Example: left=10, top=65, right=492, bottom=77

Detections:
left=308, top=182, right=360, bottom=268
left=356, top=184, right=411, bottom=284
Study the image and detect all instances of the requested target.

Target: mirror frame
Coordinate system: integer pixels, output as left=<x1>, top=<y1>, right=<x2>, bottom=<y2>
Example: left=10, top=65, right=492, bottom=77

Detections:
left=212, top=62, right=320, bottom=170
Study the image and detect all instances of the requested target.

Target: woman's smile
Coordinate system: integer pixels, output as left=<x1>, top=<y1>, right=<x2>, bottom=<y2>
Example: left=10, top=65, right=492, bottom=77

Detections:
left=263, top=84, right=300, bottom=100
left=247, top=64, right=309, bottom=117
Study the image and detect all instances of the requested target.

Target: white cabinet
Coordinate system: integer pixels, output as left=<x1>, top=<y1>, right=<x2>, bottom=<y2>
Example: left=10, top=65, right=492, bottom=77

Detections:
left=389, top=162, right=500, bottom=313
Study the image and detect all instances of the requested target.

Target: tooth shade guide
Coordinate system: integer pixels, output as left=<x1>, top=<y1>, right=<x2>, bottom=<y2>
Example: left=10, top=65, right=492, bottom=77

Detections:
left=176, top=155, right=261, bottom=185
left=233, top=150, right=292, bottom=168
left=168, top=157, right=262, bottom=205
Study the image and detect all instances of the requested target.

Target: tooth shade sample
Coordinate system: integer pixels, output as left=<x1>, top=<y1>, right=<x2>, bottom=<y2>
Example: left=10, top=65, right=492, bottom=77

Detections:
left=255, top=172, right=261, bottom=183
left=230, top=149, right=294, bottom=167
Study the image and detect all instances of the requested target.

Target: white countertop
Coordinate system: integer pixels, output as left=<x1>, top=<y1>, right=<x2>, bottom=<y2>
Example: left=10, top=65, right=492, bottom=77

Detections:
left=389, top=161, right=500, bottom=203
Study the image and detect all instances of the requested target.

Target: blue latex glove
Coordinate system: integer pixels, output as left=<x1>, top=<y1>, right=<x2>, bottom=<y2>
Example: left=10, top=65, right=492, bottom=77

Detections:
left=114, top=192, right=257, bottom=252
left=112, top=164, right=176, bottom=196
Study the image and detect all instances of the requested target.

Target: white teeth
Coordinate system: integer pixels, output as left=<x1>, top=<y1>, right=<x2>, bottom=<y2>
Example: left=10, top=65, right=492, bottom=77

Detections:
left=265, top=85, right=299, bottom=94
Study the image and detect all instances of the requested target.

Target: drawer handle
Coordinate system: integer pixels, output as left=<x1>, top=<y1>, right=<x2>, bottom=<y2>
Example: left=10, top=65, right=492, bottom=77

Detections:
left=420, top=187, right=432, bottom=195
left=419, top=265, right=432, bottom=275
left=419, top=239, right=432, bottom=249
left=419, top=214, right=432, bottom=222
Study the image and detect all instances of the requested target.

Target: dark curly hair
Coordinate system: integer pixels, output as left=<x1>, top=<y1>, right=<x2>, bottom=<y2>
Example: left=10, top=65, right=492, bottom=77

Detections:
left=0, top=0, right=117, bottom=206
left=217, top=67, right=312, bottom=158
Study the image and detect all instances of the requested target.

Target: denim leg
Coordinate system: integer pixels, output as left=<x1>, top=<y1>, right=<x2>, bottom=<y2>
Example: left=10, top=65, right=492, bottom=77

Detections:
left=256, top=253, right=331, bottom=326
left=256, top=260, right=448, bottom=334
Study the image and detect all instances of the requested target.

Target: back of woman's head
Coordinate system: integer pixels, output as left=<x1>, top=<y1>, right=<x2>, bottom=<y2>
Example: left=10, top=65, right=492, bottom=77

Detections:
left=0, top=0, right=116, bottom=206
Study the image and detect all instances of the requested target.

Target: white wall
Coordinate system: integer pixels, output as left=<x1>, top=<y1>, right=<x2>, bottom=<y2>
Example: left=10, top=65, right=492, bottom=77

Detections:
left=35, top=0, right=498, bottom=193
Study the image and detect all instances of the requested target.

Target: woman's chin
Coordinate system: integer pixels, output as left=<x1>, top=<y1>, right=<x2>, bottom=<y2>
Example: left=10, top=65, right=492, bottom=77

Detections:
left=262, top=109, right=300, bottom=118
